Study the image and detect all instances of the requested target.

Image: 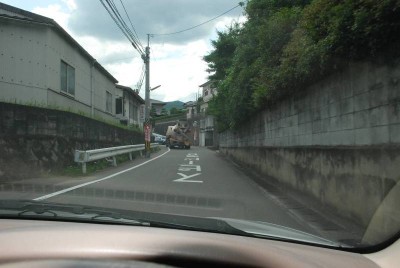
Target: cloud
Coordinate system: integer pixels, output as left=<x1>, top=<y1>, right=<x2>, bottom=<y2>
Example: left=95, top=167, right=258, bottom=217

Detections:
left=68, top=0, right=244, bottom=45
left=27, top=0, right=242, bottom=102
left=32, top=4, right=71, bottom=30
left=149, top=40, right=210, bottom=101
left=62, top=0, right=77, bottom=11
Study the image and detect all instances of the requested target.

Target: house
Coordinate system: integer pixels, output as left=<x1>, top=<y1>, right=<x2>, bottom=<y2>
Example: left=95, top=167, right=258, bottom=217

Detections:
left=198, top=81, right=217, bottom=147
left=149, top=99, right=166, bottom=116
left=0, top=3, right=142, bottom=125
left=184, top=101, right=197, bottom=120
left=198, top=81, right=217, bottom=113
left=115, top=85, right=145, bottom=126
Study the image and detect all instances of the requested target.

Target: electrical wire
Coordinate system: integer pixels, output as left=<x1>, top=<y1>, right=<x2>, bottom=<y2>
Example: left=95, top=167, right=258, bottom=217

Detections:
left=107, top=0, right=144, bottom=54
left=135, top=64, right=146, bottom=93
left=100, top=1, right=131, bottom=43
left=108, top=0, right=139, bottom=45
left=119, top=0, right=143, bottom=50
left=151, top=2, right=244, bottom=36
left=100, top=0, right=145, bottom=56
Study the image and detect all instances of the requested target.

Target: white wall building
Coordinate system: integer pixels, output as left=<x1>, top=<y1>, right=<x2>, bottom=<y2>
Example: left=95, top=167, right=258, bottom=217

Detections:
left=149, top=99, right=166, bottom=116
left=0, top=3, right=141, bottom=125
left=185, top=101, right=197, bottom=120
left=198, top=81, right=217, bottom=147
left=115, top=85, right=145, bottom=126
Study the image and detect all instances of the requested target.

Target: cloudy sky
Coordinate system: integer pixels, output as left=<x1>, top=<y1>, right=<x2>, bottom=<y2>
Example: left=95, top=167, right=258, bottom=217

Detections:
left=2, top=0, right=244, bottom=102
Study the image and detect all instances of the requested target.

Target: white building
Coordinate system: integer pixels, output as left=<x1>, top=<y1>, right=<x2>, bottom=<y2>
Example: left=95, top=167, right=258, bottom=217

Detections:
left=198, top=81, right=217, bottom=147
left=149, top=99, right=166, bottom=116
left=185, top=101, right=197, bottom=120
left=115, top=85, right=145, bottom=126
left=0, top=3, right=141, bottom=125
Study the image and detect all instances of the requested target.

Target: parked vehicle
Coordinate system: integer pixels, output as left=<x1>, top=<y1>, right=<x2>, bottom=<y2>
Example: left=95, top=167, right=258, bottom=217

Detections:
left=152, top=133, right=166, bottom=145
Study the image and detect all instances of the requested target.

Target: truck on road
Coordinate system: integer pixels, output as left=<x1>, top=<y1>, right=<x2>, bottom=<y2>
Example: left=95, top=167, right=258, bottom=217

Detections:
left=165, top=121, right=191, bottom=149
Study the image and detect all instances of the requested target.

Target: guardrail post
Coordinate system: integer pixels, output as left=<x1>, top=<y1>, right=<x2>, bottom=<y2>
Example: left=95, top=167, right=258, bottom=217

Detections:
left=112, top=156, right=117, bottom=167
left=82, top=163, right=87, bottom=174
left=129, top=152, right=132, bottom=161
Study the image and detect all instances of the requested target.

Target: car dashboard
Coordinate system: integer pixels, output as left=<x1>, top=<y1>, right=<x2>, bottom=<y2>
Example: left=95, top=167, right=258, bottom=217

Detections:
left=0, top=219, right=396, bottom=268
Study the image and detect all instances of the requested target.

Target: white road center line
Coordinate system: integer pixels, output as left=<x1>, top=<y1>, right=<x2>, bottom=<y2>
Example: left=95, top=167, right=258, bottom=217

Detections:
left=33, top=148, right=171, bottom=201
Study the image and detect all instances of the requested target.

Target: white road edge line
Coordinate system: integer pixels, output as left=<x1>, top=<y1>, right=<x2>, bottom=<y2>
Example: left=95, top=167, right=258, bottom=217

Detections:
left=33, top=148, right=171, bottom=201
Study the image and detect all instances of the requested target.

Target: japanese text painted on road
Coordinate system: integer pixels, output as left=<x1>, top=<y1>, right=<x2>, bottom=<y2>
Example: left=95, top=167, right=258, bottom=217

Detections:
left=173, top=153, right=202, bottom=183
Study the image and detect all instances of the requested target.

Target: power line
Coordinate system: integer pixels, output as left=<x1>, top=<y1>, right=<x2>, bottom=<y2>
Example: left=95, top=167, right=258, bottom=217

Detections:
left=119, top=0, right=143, bottom=49
left=100, top=0, right=144, bottom=56
left=108, top=0, right=142, bottom=50
left=135, top=64, right=145, bottom=93
left=150, top=2, right=244, bottom=36
left=107, top=0, right=144, bottom=54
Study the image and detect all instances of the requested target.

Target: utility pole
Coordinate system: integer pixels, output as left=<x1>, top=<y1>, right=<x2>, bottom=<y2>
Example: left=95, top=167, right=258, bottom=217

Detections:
left=143, top=34, right=151, bottom=158
left=144, top=34, right=150, bottom=120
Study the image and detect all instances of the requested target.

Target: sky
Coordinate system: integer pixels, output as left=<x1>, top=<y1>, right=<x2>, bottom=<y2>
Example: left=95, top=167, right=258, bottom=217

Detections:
left=1, top=0, right=245, bottom=102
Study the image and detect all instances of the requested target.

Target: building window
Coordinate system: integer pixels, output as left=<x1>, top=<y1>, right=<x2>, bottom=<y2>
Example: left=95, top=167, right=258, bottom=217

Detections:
left=204, top=90, right=208, bottom=96
left=116, top=97, right=123, bottom=115
left=129, top=102, right=136, bottom=120
left=106, top=91, right=112, bottom=113
left=60, top=61, right=75, bottom=95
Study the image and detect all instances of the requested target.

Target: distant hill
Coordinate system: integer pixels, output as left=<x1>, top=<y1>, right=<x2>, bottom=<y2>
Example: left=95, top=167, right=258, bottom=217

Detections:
left=164, top=100, right=184, bottom=111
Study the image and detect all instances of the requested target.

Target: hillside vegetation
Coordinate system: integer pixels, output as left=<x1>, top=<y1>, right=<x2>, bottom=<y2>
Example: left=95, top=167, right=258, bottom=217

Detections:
left=204, top=0, right=400, bottom=131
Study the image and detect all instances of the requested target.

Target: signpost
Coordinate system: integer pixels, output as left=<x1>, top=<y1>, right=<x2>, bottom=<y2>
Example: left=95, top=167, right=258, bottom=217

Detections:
left=144, top=120, right=151, bottom=158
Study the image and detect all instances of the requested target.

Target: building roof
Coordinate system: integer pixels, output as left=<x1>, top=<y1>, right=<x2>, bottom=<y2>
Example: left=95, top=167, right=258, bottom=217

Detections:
left=184, top=101, right=197, bottom=108
left=199, top=81, right=214, bottom=87
left=0, top=2, right=118, bottom=84
left=150, top=99, right=167, bottom=105
left=116, top=85, right=145, bottom=104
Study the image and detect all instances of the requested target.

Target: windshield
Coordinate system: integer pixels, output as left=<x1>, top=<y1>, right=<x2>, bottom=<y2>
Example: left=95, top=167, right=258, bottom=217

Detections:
left=0, top=0, right=399, bottom=252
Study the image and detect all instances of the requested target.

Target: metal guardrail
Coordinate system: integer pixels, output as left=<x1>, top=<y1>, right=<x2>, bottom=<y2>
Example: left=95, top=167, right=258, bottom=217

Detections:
left=74, top=143, right=160, bottom=174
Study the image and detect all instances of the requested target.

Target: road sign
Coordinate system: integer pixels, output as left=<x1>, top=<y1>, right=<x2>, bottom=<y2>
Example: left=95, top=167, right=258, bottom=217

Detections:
left=144, top=124, right=151, bottom=142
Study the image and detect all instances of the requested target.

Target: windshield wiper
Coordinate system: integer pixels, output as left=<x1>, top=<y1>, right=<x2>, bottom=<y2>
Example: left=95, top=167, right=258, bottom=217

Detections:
left=0, top=200, right=350, bottom=248
left=0, top=200, right=147, bottom=226
left=0, top=200, right=247, bottom=236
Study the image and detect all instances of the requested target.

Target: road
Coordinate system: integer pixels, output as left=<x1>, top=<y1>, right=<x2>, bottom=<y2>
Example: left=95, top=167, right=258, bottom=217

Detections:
left=0, top=146, right=359, bottom=240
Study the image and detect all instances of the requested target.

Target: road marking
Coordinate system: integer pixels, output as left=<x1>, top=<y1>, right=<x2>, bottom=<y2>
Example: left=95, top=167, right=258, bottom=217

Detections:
left=33, top=148, right=171, bottom=201
left=173, top=173, right=202, bottom=183
left=173, top=153, right=202, bottom=183
left=178, top=165, right=201, bottom=172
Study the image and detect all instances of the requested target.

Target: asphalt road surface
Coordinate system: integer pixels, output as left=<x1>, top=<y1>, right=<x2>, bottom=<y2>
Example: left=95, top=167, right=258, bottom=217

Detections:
left=0, top=146, right=361, bottom=241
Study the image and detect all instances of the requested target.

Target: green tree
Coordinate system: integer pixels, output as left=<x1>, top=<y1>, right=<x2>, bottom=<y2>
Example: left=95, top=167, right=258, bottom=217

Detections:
left=205, top=0, right=400, bottom=131
left=170, top=107, right=179, bottom=114
left=203, top=24, right=240, bottom=83
left=206, top=0, right=308, bottom=130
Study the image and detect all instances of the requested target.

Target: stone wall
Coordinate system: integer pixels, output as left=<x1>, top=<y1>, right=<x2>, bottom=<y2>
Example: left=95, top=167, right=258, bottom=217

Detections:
left=220, top=61, right=400, bottom=148
left=219, top=59, right=400, bottom=236
left=0, top=102, right=143, bottom=180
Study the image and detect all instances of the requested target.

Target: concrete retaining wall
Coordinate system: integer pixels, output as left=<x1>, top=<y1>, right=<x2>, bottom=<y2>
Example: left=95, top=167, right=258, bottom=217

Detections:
left=0, top=102, right=143, bottom=180
left=219, top=60, right=400, bottom=234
